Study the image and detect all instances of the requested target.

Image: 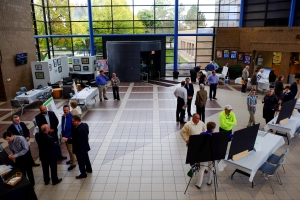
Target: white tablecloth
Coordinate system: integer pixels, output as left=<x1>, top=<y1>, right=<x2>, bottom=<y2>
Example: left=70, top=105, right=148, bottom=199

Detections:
left=15, top=86, right=52, bottom=104
left=295, top=99, right=300, bottom=109
left=218, top=132, right=285, bottom=182
left=70, top=87, right=98, bottom=105
left=235, top=77, right=251, bottom=86
left=257, top=81, right=270, bottom=90
left=264, top=110, right=300, bottom=139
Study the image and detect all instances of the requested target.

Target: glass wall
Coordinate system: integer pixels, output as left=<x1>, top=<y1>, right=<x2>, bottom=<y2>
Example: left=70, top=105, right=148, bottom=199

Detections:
left=31, top=0, right=242, bottom=76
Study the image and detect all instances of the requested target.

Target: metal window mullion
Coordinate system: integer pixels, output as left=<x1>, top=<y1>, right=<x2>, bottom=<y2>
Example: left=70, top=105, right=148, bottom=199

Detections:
left=46, top=0, right=54, bottom=58
left=68, top=0, right=74, bottom=56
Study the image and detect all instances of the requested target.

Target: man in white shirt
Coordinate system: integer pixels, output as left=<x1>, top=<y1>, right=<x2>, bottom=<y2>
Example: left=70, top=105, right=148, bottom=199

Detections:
left=180, top=113, right=206, bottom=144
left=174, top=81, right=187, bottom=124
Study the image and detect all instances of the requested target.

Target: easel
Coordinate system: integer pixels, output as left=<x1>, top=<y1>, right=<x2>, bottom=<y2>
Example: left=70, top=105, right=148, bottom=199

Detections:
left=184, top=132, right=230, bottom=200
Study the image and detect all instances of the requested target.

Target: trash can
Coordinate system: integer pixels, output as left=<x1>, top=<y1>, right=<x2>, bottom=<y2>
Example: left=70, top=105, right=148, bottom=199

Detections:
left=52, top=88, right=62, bottom=99
left=289, top=74, right=295, bottom=84
left=173, top=71, right=179, bottom=79
left=225, top=78, right=230, bottom=85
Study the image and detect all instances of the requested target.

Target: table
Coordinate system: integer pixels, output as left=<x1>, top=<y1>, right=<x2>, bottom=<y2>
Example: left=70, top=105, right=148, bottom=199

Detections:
left=69, top=72, right=95, bottom=82
left=70, top=87, right=98, bottom=107
left=0, top=150, right=37, bottom=200
left=264, top=111, right=300, bottom=145
left=234, top=77, right=252, bottom=87
left=15, top=86, right=52, bottom=104
left=257, top=80, right=270, bottom=90
left=295, top=99, right=300, bottom=109
left=218, top=132, right=284, bottom=185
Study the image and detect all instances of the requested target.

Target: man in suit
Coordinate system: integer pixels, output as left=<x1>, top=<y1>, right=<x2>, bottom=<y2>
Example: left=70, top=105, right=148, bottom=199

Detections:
left=35, top=124, right=62, bottom=185
left=35, top=105, right=66, bottom=159
left=184, top=78, right=194, bottom=117
left=7, top=115, right=40, bottom=167
left=62, top=115, right=92, bottom=179
left=290, top=79, right=299, bottom=99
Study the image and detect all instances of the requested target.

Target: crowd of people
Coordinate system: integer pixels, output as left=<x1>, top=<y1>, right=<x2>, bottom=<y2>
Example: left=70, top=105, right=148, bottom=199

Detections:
left=178, top=63, right=299, bottom=189
left=3, top=105, right=92, bottom=187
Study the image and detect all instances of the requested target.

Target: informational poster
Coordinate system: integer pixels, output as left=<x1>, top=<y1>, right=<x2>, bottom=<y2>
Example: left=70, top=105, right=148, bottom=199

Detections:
left=273, top=52, right=282, bottom=65
left=97, top=59, right=108, bottom=72
left=43, top=97, right=62, bottom=135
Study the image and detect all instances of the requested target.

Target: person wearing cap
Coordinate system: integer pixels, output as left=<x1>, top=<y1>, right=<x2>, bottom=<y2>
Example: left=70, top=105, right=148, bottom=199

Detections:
left=174, top=81, right=187, bottom=124
left=247, top=89, right=257, bottom=127
left=219, top=105, right=237, bottom=134
left=195, top=84, right=207, bottom=122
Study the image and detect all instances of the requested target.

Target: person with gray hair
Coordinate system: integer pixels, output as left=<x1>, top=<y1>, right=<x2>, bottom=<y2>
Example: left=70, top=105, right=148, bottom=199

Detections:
left=35, top=124, right=62, bottom=185
left=7, top=115, right=40, bottom=167
left=195, top=84, right=207, bottom=122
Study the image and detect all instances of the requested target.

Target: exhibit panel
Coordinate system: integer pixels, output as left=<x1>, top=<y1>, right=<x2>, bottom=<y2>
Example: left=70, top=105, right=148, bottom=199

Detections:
left=31, top=56, right=69, bottom=88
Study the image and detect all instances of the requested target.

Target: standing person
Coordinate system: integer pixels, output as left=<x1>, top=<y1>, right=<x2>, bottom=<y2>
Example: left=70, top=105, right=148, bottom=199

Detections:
left=174, top=81, right=187, bottom=124
left=205, top=61, right=215, bottom=79
left=7, top=115, right=40, bottom=167
left=195, top=84, right=207, bottom=122
left=190, top=67, right=197, bottom=83
left=262, top=89, right=279, bottom=124
left=274, top=75, right=284, bottom=100
left=3, top=131, right=35, bottom=186
left=184, top=78, right=194, bottom=117
left=268, top=70, right=276, bottom=89
left=70, top=101, right=80, bottom=116
left=290, top=79, right=299, bottom=99
left=212, top=60, right=219, bottom=71
left=35, top=105, right=66, bottom=160
left=62, top=115, right=92, bottom=179
left=96, top=70, right=109, bottom=101
left=111, top=73, right=120, bottom=100
left=219, top=105, right=237, bottom=134
left=250, top=69, right=259, bottom=90
left=198, top=71, right=206, bottom=85
left=61, top=105, right=76, bottom=171
left=247, top=89, right=257, bottom=127
left=180, top=113, right=206, bottom=145
left=280, top=86, right=294, bottom=105
left=241, top=65, right=249, bottom=93
left=207, top=70, right=219, bottom=101
left=195, top=121, right=216, bottom=189
left=35, top=124, right=62, bottom=185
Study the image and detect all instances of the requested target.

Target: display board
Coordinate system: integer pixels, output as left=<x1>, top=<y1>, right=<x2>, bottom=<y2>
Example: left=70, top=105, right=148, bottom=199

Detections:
left=186, top=131, right=230, bottom=165
left=31, top=56, right=69, bottom=88
left=276, top=99, right=297, bottom=124
left=227, top=124, right=260, bottom=160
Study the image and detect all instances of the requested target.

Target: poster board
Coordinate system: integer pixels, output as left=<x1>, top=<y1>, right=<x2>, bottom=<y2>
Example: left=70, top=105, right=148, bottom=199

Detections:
left=276, top=99, right=297, bottom=124
left=228, top=124, right=260, bottom=160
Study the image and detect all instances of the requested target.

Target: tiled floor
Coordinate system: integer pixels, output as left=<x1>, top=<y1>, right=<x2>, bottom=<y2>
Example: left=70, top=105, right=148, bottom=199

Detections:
left=1, top=78, right=300, bottom=200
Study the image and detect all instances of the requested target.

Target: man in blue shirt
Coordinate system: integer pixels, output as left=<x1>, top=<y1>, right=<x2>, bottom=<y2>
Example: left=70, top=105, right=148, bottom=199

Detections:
left=207, top=70, right=219, bottom=101
left=95, top=70, right=109, bottom=101
left=61, top=105, right=76, bottom=170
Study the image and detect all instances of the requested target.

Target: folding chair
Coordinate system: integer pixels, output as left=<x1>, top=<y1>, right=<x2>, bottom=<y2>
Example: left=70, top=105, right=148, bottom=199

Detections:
left=10, top=99, right=25, bottom=116
left=255, top=158, right=285, bottom=194
left=266, top=148, right=289, bottom=174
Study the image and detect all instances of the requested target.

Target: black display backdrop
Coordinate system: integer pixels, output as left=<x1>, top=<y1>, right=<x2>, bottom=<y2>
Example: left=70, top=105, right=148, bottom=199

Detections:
left=227, top=124, right=260, bottom=160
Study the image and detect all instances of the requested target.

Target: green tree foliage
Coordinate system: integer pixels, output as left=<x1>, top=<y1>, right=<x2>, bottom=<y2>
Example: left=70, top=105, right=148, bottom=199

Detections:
left=184, top=5, right=207, bottom=29
left=93, top=0, right=145, bottom=34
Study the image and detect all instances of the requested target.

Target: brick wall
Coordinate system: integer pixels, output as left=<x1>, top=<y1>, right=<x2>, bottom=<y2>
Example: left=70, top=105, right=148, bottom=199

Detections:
left=215, top=27, right=300, bottom=82
left=0, top=0, right=36, bottom=101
